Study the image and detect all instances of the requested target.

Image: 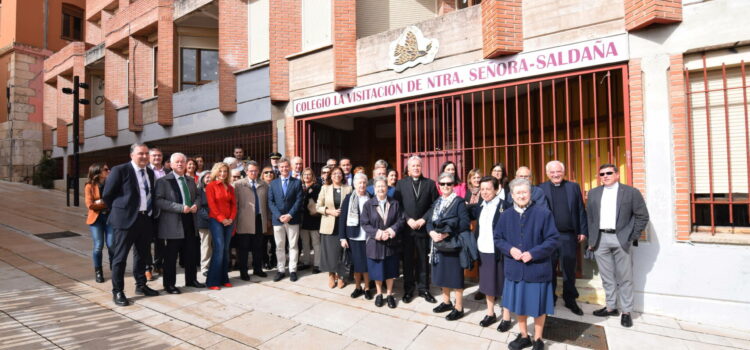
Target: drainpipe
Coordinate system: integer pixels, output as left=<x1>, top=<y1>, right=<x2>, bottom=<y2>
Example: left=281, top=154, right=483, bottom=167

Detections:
left=43, top=0, right=49, bottom=49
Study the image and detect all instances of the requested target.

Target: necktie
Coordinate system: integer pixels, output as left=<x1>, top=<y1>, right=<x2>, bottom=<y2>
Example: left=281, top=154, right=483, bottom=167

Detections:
left=140, top=169, right=152, bottom=214
left=282, top=178, right=288, bottom=196
left=179, top=176, right=193, bottom=207
left=251, top=181, right=260, bottom=215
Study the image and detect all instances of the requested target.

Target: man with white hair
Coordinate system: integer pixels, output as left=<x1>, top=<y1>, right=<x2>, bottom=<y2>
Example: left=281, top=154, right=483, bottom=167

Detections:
left=291, top=156, right=304, bottom=179
left=154, top=153, right=205, bottom=294
left=539, top=160, right=587, bottom=315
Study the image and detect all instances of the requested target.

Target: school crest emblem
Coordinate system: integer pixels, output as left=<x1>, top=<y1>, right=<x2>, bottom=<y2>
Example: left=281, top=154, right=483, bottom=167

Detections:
left=388, top=26, right=439, bottom=73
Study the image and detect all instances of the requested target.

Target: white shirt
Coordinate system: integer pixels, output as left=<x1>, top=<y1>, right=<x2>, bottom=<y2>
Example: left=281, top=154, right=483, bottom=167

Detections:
left=150, top=164, right=167, bottom=180
left=478, top=196, right=501, bottom=253
left=131, top=161, right=150, bottom=211
left=352, top=195, right=369, bottom=241
left=599, top=182, right=619, bottom=230
left=498, top=187, right=506, bottom=201
left=175, top=173, right=190, bottom=206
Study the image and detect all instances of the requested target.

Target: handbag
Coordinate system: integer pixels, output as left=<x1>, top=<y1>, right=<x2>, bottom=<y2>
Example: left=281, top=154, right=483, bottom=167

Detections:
left=433, top=234, right=462, bottom=253
left=338, top=247, right=353, bottom=279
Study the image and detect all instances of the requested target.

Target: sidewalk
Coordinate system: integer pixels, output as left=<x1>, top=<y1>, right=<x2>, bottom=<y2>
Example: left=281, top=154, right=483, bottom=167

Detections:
left=0, top=181, right=748, bottom=350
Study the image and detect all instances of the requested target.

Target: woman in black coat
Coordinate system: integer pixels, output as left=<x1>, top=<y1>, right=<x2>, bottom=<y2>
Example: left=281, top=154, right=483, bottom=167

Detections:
left=361, top=176, right=404, bottom=309
left=426, top=172, right=471, bottom=321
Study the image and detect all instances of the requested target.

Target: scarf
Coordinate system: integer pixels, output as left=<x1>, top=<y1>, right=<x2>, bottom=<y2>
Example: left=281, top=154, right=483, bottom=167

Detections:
left=346, top=192, right=366, bottom=226
left=432, top=192, right=458, bottom=221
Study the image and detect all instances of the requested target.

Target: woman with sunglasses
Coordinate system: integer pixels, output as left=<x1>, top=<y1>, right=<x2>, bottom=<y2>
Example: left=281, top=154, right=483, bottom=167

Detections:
left=85, top=163, right=114, bottom=283
left=261, top=166, right=278, bottom=269
left=436, top=161, right=467, bottom=199
left=427, top=172, right=471, bottom=321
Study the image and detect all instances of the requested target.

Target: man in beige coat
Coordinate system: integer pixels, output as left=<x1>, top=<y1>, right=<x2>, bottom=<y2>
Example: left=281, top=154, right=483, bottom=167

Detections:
left=233, top=161, right=270, bottom=280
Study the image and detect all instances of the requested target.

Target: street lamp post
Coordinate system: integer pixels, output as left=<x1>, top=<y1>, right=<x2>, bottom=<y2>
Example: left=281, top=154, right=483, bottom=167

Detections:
left=62, top=76, right=89, bottom=207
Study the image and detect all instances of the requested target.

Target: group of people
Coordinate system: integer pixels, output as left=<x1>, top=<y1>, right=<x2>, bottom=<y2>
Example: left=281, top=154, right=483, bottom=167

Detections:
left=85, top=143, right=649, bottom=350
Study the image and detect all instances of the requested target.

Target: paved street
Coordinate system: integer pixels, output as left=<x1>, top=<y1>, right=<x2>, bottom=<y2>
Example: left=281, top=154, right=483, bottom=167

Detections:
left=0, top=181, right=748, bottom=350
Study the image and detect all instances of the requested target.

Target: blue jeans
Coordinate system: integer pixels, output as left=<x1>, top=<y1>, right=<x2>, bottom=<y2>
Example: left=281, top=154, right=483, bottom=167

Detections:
left=207, top=218, right=233, bottom=287
left=89, top=214, right=114, bottom=269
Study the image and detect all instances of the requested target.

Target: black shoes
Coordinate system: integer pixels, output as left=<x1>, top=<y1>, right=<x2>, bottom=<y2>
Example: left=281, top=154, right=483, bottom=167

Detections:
left=95, top=268, right=104, bottom=283
left=375, top=294, right=384, bottom=307
left=433, top=302, right=453, bottom=313
left=113, top=292, right=129, bottom=306
left=531, top=339, right=545, bottom=350
left=164, top=286, right=181, bottom=294
left=419, top=291, right=437, bottom=303
left=479, top=314, right=497, bottom=327
left=364, top=289, right=373, bottom=300
left=351, top=288, right=365, bottom=299
left=290, top=272, right=298, bottom=282
left=387, top=295, right=397, bottom=309
left=621, top=313, right=633, bottom=328
left=240, top=273, right=251, bottom=281
left=497, top=319, right=513, bottom=332
left=273, top=272, right=285, bottom=282
left=402, top=292, right=413, bottom=303
left=593, top=307, right=620, bottom=317
left=508, top=334, right=532, bottom=350
left=254, top=271, right=268, bottom=278
left=474, top=291, right=485, bottom=300
left=312, top=266, right=321, bottom=274
left=445, top=308, right=464, bottom=321
left=185, top=281, right=206, bottom=288
left=565, top=302, right=584, bottom=316
left=298, top=264, right=311, bottom=271
left=135, top=285, right=159, bottom=296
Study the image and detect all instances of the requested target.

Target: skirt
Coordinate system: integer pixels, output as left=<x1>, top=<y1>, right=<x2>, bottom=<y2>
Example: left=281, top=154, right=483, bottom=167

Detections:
left=502, top=280, right=555, bottom=317
left=367, top=254, right=399, bottom=281
left=432, top=251, right=464, bottom=289
left=478, top=252, right=504, bottom=297
left=349, top=240, right=368, bottom=273
left=319, top=229, right=343, bottom=273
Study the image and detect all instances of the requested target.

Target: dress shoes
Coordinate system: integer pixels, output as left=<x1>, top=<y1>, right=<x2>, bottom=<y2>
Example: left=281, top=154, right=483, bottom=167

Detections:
left=240, top=273, right=251, bottom=281
left=364, top=289, right=374, bottom=300
left=445, top=308, right=464, bottom=321
left=497, top=319, right=513, bottom=332
left=185, top=281, right=206, bottom=288
left=593, top=307, right=620, bottom=317
left=508, top=333, right=532, bottom=350
left=95, top=268, right=104, bottom=283
left=621, top=313, right=633, bottom=328
left=312, top=266, right=321, bottom=274
left=532, top=339, right=545, bottom=350
left=479, top=314, right=497, bottom=327
left=473, top=291, right=485, bottom=300
left=386, top=295, right=397, bottom=309
left=401, top=292, right=413, bottom=303
left=298, top=264, right=311, bottom=271
left=135, top=285, right=159, bottom=296
left=351, top=288, right=365, bottom=299
left=223, top=283, right=233, bottom=288
left=565, top=302, right=584, bottom=316
left=273, top=272, right=285, bottom=282
left=337, top=278, right=346, bottom=289
left=263, top=262, right=273, bottom=270
left=290, top=272, right=298, bottom=282
left=164, top=286, right=182, bottom=294
left=113, top=292, right=129, bottom=306
left=208, top=286, right=220, bottom=290
left=374, top=294, right=384, bottom=307
left=433, top=302, right=453, bottom=313
left=254, top=271, right=268, bottom=278
left=419, top=291, right=437, bottom=303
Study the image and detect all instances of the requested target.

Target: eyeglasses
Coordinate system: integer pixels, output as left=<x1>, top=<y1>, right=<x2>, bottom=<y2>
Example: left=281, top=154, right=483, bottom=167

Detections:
left=439, top=182, right=454, bottom=187
left=599, top=171, right=615, bottom=176
left=103, top=168, right=110, bottom=171
left=232, top=176, right=242, bottom=179
left=263, top=171, right=273, bottom=174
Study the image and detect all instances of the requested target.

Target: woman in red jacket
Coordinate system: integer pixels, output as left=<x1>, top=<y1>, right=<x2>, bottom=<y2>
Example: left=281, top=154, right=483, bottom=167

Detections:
left=205, top=162, right=237, bottom=290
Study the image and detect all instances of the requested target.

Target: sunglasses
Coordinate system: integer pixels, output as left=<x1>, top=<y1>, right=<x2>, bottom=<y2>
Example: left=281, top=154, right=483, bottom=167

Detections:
left=103, top=168, right=110, bottom=171
left=599, top=171, right=615, bottom=176
left=439, top=182, right=454, bottom=187
left=263, top=171, right=273, bottom=174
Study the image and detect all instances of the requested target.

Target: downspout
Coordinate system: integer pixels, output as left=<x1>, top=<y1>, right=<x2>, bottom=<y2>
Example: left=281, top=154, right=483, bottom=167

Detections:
left=43, top=0, right=49, bottom=49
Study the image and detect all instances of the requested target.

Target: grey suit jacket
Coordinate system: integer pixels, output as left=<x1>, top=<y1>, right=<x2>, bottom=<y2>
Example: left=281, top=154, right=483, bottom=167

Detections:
left=586, top=182, right=649, bottom=252
left=233, top=178, right=270, bottom=234
left=154, top=172, right=198, bottom=239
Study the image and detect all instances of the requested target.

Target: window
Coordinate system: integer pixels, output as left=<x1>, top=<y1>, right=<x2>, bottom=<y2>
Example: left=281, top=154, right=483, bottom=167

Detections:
left=153, top=46, right=158, bottom=95
left=301, top=0, right=331, bottom=51
left=685, top=48, right=750, bottom=231
left=248, top=0, right=270, bottom=65
left=62, top=4, right=83, bottom=41
left=456, top=0, right=481, bottom=9
left=180, top=48, right=218, bottom=90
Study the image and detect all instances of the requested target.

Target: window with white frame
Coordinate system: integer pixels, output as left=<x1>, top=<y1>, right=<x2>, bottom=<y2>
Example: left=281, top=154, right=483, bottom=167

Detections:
left=248, top=0, right=270, bottom=65
left=301, top=0, right=331, bottom=51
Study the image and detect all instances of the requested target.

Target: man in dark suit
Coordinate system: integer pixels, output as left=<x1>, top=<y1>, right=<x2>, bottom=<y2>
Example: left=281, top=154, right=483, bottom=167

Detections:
left=394, top=155, right=439, bottom=303
left=340, top=157, right=354, bottom=186
left=539, top=160, right=588, bottom=316
left=267, top=157, right=304, bottom=282
left=154, top=152, right=205, bottom=295
left=102, top=143, right=160, bottom=306
left=587, top=163, right=649, bottom=328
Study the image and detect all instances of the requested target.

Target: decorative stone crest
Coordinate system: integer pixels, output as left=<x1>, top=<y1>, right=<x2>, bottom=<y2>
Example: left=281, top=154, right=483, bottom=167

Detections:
left=388, top=26, right=439, bottom=73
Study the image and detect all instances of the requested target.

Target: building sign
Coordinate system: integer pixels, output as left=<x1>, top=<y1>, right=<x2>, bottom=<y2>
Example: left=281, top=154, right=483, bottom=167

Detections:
left=293, top=33, right=629, bottom=116
left=388, top=26, right=439, bottom=73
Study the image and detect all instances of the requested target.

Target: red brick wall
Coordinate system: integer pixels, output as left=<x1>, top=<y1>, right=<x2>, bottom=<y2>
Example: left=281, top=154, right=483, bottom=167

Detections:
left=218, top=0, right=248, bottom=113
left=43, top=83, right=57, bottom=150
left=104, top=48, right=127, bottom=137
left=128, top=36, right=154, bottom=132
left=481, top=0, right=522, bottom=59
left=56, top=75, right=72, bottom=148
left=269, top=0, right=301, bottom=102
left=624, top=0, right=682, bottom=32
left=628, top=59, right=646, bottom=197
left=669, top=55, right=690, bottom=240
left=332, top=0, right=357, bottom=91
left=157, top=0, right=175, bottom=126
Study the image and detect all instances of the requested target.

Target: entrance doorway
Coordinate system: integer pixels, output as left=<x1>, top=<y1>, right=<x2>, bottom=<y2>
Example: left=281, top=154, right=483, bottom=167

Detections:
left=296, top=108, right=397, bottom=174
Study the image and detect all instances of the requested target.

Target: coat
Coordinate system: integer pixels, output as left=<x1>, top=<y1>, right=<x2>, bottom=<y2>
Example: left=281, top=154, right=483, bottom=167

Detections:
left=154, top=172, right=199, bottom=239
left=85, top=182, right=107, bottom=225
left=205, top=180, right=237, bottom=223
left=301, top=183, right=322, bottom=230
left=494, top=202, right=560, bottom=283
left=316, top=184, right=352, bottom=235
left=361, top=197, right=405, bottom=260
left=102, top=162, right=155, bottom=230
left=233, top=178, right=270, bottom=234
left=586, top=183, right=650, bottom=252
left=195, top=186, right=210, bottom=230
left=538, top=180, right=588, bottom=236
left=393, top=176, right=439, bottom=237
left=338, top=192, right=372, bottom=240
left=268, top=176, right=304, bottom=225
